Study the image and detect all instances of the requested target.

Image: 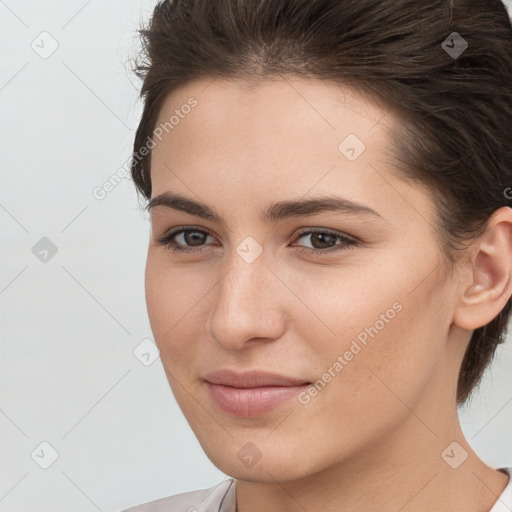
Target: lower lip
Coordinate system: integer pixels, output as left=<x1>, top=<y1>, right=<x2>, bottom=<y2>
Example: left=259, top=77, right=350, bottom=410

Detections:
left=206, top=382, right=310, bottom=417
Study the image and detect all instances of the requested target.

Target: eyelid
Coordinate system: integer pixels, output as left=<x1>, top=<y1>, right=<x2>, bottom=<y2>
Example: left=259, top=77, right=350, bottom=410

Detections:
left=290, top=228, right=358, bottom=254
left=155, top=225, right=358, bottom=254
left=292, top=227, right=357, bottom=244
left=155, top=226, right=217, bottom=251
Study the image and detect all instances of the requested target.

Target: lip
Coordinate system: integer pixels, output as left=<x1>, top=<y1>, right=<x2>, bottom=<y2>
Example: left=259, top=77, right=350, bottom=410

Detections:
left=203, top=369, right=311, bottom=417
left=203, top=369, right=310, bottom=388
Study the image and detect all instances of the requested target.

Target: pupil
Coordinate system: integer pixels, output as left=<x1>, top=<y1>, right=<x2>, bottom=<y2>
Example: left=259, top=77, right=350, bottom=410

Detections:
left=311, top=233, right=335, bottom=249
left=186, top=231, right=205, bottom=246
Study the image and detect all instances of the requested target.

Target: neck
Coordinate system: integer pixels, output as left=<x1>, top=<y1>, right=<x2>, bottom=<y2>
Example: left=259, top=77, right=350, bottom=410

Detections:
left=234, top=409, right=508, bottom=512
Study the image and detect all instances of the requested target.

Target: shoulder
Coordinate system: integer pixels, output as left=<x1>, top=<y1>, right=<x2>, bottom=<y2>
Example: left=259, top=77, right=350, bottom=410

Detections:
left=490, top=467, right=512, bottom=512
left=121, top=478, right=236, bottom=512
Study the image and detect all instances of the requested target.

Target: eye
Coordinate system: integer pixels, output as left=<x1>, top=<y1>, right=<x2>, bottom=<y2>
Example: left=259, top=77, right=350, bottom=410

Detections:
left=155, top=227, right=217, bottom=253
left=155, top=226, right=358, bottom=255
left=294, top=229, right=357, bottom=254
left=290, top=229, right=358, bottom=255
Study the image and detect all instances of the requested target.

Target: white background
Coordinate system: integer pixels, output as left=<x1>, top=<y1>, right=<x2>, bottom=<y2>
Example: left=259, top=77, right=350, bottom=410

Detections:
left=1, top=1, right=511, bottom=511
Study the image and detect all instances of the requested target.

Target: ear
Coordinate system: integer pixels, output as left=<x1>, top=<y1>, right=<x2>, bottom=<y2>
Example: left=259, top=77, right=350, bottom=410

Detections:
left=453, top=207, right=512, bottom=331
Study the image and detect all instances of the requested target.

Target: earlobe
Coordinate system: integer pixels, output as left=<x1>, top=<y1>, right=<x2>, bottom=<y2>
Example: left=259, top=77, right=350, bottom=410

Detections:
left=453, top=207, right=512, bottom=331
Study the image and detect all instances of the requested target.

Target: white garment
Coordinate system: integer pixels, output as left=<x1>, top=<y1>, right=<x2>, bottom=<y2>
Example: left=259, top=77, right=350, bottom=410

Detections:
left=122, top=466, right=512, bottom=512
left=490, top=468, right=512, bottom=512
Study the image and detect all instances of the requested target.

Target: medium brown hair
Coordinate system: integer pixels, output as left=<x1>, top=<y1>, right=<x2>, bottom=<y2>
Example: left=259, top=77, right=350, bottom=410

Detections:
left=130, top=0, right=512, bottom=405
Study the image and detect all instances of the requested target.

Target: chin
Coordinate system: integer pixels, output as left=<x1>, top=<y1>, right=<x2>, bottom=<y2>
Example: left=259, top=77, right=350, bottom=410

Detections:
left=199, top=438, right=324, bottom=483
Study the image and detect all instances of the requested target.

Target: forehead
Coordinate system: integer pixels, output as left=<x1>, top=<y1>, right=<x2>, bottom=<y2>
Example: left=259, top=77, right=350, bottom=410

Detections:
left=154, top=76, right=389, bottom=145
left=148, top=76, right=435, bottom=233
left=151, top=77, right=393, bottom=182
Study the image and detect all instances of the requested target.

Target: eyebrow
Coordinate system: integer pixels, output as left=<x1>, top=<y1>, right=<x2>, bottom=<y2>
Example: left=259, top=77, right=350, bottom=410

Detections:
left=147, top=191, right=384, bottom=223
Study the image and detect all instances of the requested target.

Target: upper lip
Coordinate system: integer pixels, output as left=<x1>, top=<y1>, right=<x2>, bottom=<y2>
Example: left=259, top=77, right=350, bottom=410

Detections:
left=203, top=369, right=310, bottom=388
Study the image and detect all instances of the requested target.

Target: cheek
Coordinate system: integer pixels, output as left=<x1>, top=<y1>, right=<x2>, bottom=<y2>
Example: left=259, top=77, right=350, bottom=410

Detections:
left=144, top=251, right=213, bottom=368
left=144, top=254, right=172, bottom=339
left=288, top=254, right=449, bottom=405
left=145, top=243, right=449, bottom=389
left=145, top=252, right=189, bottom=350
left=291, top=297, right=444, bottom=460
left=144, top=256, right=203, bottom=416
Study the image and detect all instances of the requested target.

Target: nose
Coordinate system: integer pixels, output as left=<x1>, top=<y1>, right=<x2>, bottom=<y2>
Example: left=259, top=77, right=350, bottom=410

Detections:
left=208, top=252, right=287, bottom=351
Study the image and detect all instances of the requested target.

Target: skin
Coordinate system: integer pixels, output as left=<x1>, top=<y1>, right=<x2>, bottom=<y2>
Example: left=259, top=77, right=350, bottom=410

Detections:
left=145, top=75, right=512, bottom=512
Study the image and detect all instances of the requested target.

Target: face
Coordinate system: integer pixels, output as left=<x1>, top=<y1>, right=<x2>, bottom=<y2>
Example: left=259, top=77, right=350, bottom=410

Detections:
left=145, top=76, right=464, bottom=482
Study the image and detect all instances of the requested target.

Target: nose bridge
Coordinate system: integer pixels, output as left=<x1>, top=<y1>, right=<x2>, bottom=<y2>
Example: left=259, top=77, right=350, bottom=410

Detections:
left=208, top=250, right=285, bottom=349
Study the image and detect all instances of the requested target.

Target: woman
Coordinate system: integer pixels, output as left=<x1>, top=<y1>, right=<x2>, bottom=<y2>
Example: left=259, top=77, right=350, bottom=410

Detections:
left=123, top=0, right=512, bottom=510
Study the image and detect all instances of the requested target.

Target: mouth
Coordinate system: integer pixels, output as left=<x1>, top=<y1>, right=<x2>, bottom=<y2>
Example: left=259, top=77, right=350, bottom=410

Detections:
left=202, top=369, right=311, bottom=417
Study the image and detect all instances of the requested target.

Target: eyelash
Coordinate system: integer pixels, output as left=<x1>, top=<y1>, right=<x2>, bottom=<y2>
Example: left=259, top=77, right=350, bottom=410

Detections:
left=155, top=227, right=358, bottom=255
